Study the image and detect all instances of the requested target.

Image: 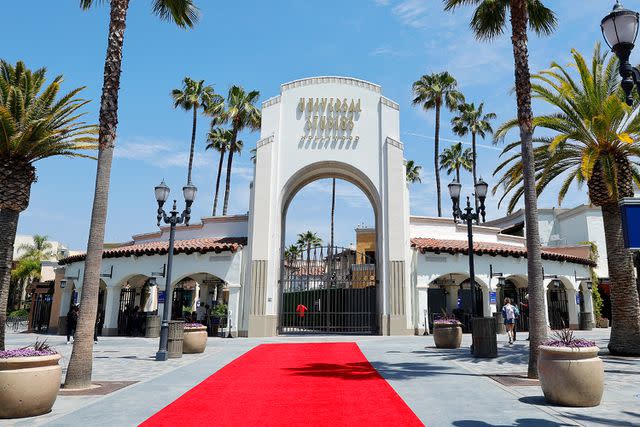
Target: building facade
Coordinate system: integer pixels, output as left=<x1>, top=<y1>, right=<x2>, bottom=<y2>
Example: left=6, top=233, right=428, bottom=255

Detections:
left=56, top=77, right=595, bottom=337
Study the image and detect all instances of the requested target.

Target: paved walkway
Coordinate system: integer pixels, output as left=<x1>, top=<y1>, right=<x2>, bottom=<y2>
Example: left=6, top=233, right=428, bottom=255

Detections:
left=2, top=329, right=639, bottom=426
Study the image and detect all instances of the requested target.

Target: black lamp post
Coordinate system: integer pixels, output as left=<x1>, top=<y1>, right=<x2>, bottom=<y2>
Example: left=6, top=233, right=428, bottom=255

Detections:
left=602, top=1, right=640, bottom=105
left=448, top=178, right=489, bottom=326
left=154, top=180, right=197, bottom=361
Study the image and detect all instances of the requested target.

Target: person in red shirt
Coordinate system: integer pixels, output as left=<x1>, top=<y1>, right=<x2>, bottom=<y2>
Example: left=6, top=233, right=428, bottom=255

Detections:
left=296, top=304, right=308, bottom=317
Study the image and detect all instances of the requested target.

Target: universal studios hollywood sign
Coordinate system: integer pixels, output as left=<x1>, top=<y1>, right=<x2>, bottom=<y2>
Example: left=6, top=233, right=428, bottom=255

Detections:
left=297, top=97, right=361, bottom=143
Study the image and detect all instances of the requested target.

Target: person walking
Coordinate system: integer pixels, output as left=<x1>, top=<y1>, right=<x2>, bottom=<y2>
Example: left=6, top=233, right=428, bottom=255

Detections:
left=66, top=305, right=79, bottom=344
left=94, top=311, right=102, bottom=344
left=501, top=298, right=516, bottom=345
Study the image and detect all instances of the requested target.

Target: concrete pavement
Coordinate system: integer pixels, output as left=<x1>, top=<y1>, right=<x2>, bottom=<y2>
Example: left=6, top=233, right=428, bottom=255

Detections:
left=2, top=328, right=638, bottom=426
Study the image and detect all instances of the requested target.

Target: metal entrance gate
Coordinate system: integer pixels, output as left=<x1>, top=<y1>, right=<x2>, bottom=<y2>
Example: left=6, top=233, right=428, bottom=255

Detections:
left=118, top=288, right=137, bottom=335
left=279, top=246, right=377, bottom=334
left=548, top=282, right=569, bottom=330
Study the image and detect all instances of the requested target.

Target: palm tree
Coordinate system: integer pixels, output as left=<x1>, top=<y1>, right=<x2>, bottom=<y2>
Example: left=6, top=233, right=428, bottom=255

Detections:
left=493, top=45, right=640, bottom=355
left=412, top=72, right=464, bottom=217
left=451, top=102, right=496, bottom=212
left=206, top=126, right=232, bottom=216
left=329, top=179, right=336, bottom=255
left=172, top=78, right=222, bottom=184
left=11, top=235, right=57, bottom=308
left=66, top=0, right=200, bottom=390
left=221, top=86, right=261, bottom=215
left=296, top=231, right=322, bottom=287
left=440, top=142, right=473, bottom=182
left=284, top=244, right=301, bottom=262
left=0, top=61, right=96, bottom=350
left=406, top=160, right=423, bottom=184
left=444, top=0, right=557, bottom=379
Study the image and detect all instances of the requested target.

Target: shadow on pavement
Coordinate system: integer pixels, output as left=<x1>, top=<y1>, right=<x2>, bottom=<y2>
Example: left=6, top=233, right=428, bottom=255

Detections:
left=452, top=419, right=572, bottom=427
left=562, top=411, right=640, bottom=426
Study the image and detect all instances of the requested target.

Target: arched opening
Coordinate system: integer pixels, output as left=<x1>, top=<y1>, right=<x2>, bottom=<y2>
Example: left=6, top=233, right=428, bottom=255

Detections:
left=172, top=272, right=228, bottom=336
left=427, top=273, right=486, bottom=332
left=498, top=275, right=529, bottom=332
left=117, top=274, right=154, bottom=336
left=547, top=279, right=569, bottom=330
left=280, top=173, right=378, bottom=334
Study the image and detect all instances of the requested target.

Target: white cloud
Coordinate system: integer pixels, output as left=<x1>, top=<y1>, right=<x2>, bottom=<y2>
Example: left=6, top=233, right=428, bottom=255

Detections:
left=392, top=0, right=429, bottom=29
left=373, top=0, right=390, bottom=5
left=369, top=44, right=411, bottom=57
left=114, top=137, right=209, bottom=169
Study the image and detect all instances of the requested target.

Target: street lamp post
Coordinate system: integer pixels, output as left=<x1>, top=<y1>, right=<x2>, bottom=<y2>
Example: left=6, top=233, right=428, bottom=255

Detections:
left=154, top=180, right=197, bottom=362
left=448, top=178, right=489, bottom=328
left=601, top=1, right=640, bottom=105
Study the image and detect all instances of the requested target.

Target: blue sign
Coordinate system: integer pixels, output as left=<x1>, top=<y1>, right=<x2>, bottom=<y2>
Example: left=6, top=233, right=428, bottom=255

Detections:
left=576, top=293, right=581, bottom=306
left=620, top=198, right=640, bottom=250
left=489, top=292, right=497, bottom=304
left=158, top=291, right=166, bottom=304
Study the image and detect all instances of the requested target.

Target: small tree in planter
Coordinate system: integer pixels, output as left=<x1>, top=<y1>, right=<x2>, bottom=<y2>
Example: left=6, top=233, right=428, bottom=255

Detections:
left=210, top=303, right=228, bottom=336
left=538, top=329, right=603, bottom=407
left=0, top=340, right=61, bottom=418
left=183, top=322, right=208, bottom=354
left=433, top=317, right=463, bottom=349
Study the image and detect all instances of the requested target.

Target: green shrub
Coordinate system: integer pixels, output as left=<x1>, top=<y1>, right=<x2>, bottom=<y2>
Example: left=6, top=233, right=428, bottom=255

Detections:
left=8, top=308, right=29, bottom=318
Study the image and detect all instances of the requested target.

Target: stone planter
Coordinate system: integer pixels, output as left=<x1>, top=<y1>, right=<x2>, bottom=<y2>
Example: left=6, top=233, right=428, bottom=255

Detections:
left=183, top=326, right=208, bottom=354
left=0, top=354, right=61, bottom=418
left=596, top=318, right=609, bottom=328
left=433, top=324, right=462, bottom=349
left=538, top=345, right=603, bottom=407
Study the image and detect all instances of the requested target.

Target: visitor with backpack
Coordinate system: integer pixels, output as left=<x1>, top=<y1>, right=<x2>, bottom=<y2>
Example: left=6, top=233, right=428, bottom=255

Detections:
left=501, top=298, right=516, bottom=345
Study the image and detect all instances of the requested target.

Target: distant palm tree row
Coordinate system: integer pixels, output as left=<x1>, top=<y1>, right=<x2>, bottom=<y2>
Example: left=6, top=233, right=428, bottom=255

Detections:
left=411, top=72, right=495, bottom=216
left=172, top=79, right=261, bottom=216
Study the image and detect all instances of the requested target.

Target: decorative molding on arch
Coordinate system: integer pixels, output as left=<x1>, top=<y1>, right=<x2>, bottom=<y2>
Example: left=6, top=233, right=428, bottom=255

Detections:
left=386, top=137, right=404, bottom=150
left=281, top=76, right=382, bottom=94
left=257, top=134, right=275, bottom=149
left=381, top=96, right=399, bottom=110
left=262, top=95, right=281, bottom=109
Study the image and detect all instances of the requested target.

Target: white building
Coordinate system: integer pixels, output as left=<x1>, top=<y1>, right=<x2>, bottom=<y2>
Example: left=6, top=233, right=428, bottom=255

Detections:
left=56, top=77, right=595, bottom=337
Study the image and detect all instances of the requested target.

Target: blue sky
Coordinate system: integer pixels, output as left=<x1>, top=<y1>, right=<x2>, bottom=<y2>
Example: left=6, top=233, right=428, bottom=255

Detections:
left=4, top=0, right=617, bottom=249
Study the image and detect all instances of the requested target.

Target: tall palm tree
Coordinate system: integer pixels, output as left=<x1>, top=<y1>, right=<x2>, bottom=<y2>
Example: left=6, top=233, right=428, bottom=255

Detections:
left=11, top=235, right=57, bottom=307
left=221, top=86, right=261, bottom=215
left=440, top=142, right=473, bottom=182
left=329, top=179, right=336, bottom=255
left=493, top=45, right=640, bottom=355
left=0, top=60, right=97, bottom=350
left=206, top=126, right=232, bottom=216
left=405, top=160, right=423, bottom=184
left=412, top=72, right=464, bottom=217
left=444, top=0, right=557, bottom=379
left=296, top=231, right=322, bottom=287
left=172, top=78, right=222, bottom=184
left=451, top=102, right=496, bottom=212
left=66, top=0, right=200, bottom=390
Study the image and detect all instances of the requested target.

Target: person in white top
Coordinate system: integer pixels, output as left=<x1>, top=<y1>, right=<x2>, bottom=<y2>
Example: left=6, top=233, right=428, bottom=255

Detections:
left=501, top=298, right=516, bottom=344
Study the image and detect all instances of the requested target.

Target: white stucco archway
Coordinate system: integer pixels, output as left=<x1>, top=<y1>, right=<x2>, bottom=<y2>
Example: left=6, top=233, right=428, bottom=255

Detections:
left=244, top=76, right=411, bottom=337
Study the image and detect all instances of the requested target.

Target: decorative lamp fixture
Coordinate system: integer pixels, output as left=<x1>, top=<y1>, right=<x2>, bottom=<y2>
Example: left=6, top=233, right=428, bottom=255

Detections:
left=154, top=180, right=170, bottom=207
left=602, top=1, right=640, bottom=105
left=60, top=280, right=67, bottom=289
left=182, top=183, right=197, bottom=204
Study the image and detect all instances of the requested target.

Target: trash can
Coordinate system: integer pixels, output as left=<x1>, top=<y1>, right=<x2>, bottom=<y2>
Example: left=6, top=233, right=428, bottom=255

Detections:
left=145, top=315, right=160, bottom=338
left=493, top=312, right=506, bottom=334
left=168, top=320, right=184, bottom=359
left=472, top=317, right=497, bottom=358
left=579, top=312, right=593, bottom=331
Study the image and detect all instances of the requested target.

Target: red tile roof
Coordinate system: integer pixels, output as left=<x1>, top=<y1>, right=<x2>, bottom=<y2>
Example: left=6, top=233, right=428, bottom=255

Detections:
left=410, top=238, right=595, bottom=266
left=59, top=237, right=247, bottom=265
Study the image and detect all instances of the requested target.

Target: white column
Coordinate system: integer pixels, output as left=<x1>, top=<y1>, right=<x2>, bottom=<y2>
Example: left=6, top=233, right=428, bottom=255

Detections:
left=566, top=286, right=579, bottom=329
left=103, top=286, right=121, bottom=336
left=542, top=279, right=552, bottom=328
left=227, top=284, right=241, bottom=337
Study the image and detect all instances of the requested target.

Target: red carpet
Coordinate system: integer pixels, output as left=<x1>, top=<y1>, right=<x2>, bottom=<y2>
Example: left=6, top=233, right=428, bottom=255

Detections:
left=141, top=342, right=423, bottom=427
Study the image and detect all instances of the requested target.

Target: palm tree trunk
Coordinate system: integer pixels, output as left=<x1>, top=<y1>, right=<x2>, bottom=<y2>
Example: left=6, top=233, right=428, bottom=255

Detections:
left=456, top=166, right=460, bottom=183
left=471, top=132, right=479, bottom=214
left=602, top=202, right=640, bottom=355
left=187, top=106, right=198, bottom=184
left=434, top=103, right=442, bottom=217
left=510, top=0, right=546, bottom=379
left=65, top=0, right=129, bottom=389
left=212, top=150, right=226, bottom=216
left=330, top=178, right=335, bottom=251
left=0, top=209, right=20, bottom=350
left=222, top=131, right=237, bottom=216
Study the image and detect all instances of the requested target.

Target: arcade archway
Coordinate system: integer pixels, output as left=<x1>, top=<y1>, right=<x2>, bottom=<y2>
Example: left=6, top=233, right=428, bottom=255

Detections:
left=280, top=176, right=378, bottom=334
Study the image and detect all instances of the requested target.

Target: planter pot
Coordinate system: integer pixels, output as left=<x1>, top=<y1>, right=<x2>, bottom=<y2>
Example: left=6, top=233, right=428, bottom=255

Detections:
left=433, top=324, right=462, bottom=349
left=183, top=327, right=207, bottom=354
left=0, top=354, right=61, bottom=418
left=597, top=318, right=609, bottom=328
left=538, top=345, right=603, bottom=407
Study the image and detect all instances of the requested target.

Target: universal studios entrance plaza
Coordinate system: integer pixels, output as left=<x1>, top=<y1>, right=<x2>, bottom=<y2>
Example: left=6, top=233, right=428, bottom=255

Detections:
left=54, top=77, right=596, bottom=338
